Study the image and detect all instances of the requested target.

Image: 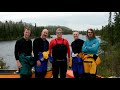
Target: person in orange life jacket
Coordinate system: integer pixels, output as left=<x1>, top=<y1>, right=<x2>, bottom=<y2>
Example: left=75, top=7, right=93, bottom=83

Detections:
left=82, top=28, right=100, bottom=78
left=14, top=27, right=32, bottom=78
left=49, top=28, right=70, bottom=78
left=33, top=29, right=49, bottom=78
left=71, top=31, right=84, bottom=78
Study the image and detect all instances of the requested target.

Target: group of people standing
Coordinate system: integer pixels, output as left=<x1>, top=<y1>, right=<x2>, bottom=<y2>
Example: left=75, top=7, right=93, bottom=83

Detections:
left=14, top=26, right=100, bottom=78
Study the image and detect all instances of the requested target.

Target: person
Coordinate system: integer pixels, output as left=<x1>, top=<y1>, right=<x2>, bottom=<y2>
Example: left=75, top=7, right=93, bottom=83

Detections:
left=33, top=29, right=49, bottom=78
left=49, top=28, right=70, bottom=78
left=14, top=27, right=33, bottom=78
left=71, top=31, right=84, bottom=78
left=82, top=28, right=101, bottom=78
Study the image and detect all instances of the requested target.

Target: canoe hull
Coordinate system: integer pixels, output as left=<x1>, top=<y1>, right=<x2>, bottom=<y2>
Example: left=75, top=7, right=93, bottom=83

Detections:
left=0, top=70, right=104, bottom=78
left=0, top=70, right=52, bottom=78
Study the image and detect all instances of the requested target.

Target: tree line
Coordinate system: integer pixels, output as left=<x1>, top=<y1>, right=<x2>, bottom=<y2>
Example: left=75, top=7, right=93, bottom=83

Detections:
left=0, top=20, right=73, bottom=41
left=97, top=12, right=120, bottom=77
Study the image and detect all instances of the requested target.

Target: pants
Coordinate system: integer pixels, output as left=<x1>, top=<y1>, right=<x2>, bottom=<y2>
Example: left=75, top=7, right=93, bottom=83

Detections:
left=83, top=73, right=96, bottom=78
left=19, top=68, right=32, bottom=78
left=52, top=60, right=67, bottom=78
left=20, top=74, right=32, bottom=78
left=73, top=72, right=84, bottom=78
left=35, top=71, right=47, bottom=78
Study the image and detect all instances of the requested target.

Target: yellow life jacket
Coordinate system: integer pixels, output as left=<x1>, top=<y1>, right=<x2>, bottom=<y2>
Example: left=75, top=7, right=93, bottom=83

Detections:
left=42, top=51, right=49, bottom=59
left=78, top=53, right=101, bottom=74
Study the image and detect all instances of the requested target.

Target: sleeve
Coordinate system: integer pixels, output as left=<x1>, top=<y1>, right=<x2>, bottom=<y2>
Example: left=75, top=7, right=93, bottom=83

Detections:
left=30, top=40, right=32, bottom=54
left=33, top=39, right=39, bottom=61
left=14, top=40, right=20, bottom=60
left=66, top=40, right=70, bottom=58
left=71, top=42, right=73, bottom=52
left=49, top=40, right=53, bottom=56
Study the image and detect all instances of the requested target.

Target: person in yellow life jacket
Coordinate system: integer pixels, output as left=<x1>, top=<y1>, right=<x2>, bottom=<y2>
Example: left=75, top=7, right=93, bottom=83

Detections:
left=82, top=28, right=101, bottom=78
left=71, top=31, right=84, bottom=78
left=33, top=29, right=49, bottom=78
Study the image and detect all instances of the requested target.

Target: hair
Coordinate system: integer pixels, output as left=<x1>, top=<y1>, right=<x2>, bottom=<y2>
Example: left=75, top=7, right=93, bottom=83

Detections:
left=22, top=26, right=31, bottom=36
left=41, top=28, right=48, bottom=35
left=24, top=26, right=31, bottom=32
left=87, top=28, right=96, bottom=39
left=42, top=28, right=48, bottom=32
left=56, top=27, right=63, bottom=32
left=73, top=31, right=79, bottom=34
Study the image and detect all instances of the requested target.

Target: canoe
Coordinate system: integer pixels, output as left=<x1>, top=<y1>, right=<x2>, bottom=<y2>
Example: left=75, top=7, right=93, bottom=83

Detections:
left=0, top=69, right=104, bottom=78
left=66, top=70, right=104, bottom=78
left=0, top=69, right=52, bottom=78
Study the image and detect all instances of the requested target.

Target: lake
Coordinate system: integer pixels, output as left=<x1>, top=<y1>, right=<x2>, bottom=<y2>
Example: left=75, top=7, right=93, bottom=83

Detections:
left=0, top=34, right=101, bottom=70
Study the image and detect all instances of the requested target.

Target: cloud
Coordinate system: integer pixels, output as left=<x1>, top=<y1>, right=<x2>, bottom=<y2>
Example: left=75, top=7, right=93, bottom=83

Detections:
left=0, top=12, right=110, bottom=31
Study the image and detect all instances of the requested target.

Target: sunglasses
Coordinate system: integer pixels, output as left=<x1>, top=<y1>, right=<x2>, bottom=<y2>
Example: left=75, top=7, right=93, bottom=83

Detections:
left=56, top=32, right=62, bottom=34
left=88, top=32, right=93, bottom=33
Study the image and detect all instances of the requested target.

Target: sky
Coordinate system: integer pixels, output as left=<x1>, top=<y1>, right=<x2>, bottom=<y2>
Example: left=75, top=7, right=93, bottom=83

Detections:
left=0, top=12, right=113, bottom=31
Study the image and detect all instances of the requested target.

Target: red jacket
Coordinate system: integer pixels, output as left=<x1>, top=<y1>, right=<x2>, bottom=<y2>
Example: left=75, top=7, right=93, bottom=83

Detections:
left=49, top=38, right=70, bottom=59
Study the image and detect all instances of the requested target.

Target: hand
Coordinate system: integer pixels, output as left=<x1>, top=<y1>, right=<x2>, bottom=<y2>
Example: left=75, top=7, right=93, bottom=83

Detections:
left=72, top=53, right=78, bottom=57
left=37, top=60, right=41, bottom=66
left=16, top=60, right=22, bottom=68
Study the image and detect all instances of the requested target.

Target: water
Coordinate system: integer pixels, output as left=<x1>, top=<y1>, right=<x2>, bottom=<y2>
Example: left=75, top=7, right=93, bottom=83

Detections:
left=0, top=34, right=101, bottom=70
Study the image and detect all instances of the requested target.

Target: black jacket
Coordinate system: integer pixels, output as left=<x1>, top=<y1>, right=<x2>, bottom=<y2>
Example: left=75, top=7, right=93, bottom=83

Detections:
left=71, top=39, right=84, bottom=54
left=14, top=38, right=32, bottom=60
left=33, top=37, right=49, bottom=61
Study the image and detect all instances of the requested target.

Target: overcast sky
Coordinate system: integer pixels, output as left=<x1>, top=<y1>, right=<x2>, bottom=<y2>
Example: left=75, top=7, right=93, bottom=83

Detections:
left=0, top=12, right=113, bottom=31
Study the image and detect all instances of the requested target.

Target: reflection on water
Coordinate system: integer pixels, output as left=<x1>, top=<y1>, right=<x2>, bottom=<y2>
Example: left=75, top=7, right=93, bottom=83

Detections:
left=0, top=34, right=100, bottom=70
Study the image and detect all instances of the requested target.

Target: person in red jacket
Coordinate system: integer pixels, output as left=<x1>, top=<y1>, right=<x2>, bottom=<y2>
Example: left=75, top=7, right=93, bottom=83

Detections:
left=49, top=28, right=70, bottom=78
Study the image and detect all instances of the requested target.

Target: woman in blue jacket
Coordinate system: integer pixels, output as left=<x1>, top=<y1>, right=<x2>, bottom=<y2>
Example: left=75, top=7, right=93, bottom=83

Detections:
left=82, top=28, right=100, bottom=78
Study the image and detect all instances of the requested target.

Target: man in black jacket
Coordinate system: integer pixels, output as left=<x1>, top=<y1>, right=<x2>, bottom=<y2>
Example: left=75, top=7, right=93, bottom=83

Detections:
left=71, top=31, right=84, bottom=78
left=14, top=27, right=33, bottom=78
left=33, top=29, right=49, bottom=78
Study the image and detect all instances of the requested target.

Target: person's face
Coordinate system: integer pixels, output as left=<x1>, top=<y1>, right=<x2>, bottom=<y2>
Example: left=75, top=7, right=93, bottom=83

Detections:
left=87, top=30, right=93, bottom=38
left=73, top=32, right=79, bottom=40
left=56, top=31, right=62, bottom=38
left=41, top=30, right=48, bottom=39
left=23, top=29, right=31, bottom=39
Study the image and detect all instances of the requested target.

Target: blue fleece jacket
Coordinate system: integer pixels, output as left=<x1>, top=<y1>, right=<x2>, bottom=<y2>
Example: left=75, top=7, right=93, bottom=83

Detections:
left=82, top=38, right=100, bottom=54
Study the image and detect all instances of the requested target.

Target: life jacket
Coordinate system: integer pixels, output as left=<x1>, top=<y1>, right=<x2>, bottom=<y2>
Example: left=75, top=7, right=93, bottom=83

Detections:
left=38, top=51, right=49, bottom=61
left=78, top=53, right=101, bottom=74
left=52, top=39, right=67, bottom=60
left=19, top=53, right=34, bottom=75
left=72, top=56, right=84, bottom=74
left=38, top=52, right=44, bottom=61
left=36, top=52, right=48, bottom=72
left=43, top=51, right=49, bottom=59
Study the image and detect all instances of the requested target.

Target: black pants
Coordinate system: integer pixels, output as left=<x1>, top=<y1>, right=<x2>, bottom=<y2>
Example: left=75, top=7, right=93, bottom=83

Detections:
left=52, top=60, right=67, bottom=78
left=20, top=74, right=32, bottom=78
left=73, top=72, right=84, bottom=78
left=83, top=73, right=96, bottom=79
left=35, top=71, right=47, bottom=78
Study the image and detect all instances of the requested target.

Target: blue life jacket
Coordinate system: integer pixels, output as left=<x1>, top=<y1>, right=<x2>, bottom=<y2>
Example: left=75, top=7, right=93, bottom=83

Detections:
left=72, top=56, right=84, bottom=75
left=38, top=52, right=44, bottom=61
left=35, top=52, right=48, bottom=72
